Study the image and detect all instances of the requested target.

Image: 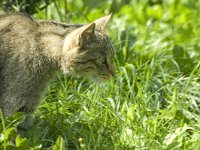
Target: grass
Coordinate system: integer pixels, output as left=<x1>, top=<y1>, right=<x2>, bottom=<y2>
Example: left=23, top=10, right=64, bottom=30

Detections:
left=0, top=0, right=200, bottom=149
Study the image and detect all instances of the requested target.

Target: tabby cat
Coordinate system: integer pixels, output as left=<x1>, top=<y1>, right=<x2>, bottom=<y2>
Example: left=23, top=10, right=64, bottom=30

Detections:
left=0, top=13, right=115, bottom=135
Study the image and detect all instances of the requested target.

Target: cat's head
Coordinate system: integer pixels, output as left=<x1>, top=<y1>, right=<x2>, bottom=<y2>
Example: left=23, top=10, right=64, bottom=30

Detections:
left=62, top=15, right=115, bottom=80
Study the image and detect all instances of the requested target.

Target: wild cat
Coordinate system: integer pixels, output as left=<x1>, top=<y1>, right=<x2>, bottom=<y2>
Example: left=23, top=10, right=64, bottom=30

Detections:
left=0, top=13, right=115, bottom=135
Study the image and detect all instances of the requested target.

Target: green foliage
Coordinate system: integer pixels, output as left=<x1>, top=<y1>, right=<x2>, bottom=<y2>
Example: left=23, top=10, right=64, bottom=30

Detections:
left=0, top=0, right=200, bottom=149
left=0, top=0, right=52, bottom=15
left=52, top=136, right=65, bottom=150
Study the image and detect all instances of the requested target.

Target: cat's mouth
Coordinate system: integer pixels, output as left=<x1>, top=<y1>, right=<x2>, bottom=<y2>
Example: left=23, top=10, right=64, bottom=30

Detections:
left=97, top=69, right=115, bottom=81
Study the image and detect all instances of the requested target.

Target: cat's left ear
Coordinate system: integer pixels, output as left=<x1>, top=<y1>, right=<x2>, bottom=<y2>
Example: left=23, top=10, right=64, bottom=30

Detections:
left=79, top=23, right=95, bottom=39
left=94, top=14, right=112, bottom=31
left=77, top=23, right=95, bottom=46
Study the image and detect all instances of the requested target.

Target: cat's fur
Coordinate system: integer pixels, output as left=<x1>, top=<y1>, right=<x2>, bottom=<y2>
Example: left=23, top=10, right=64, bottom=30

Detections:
left=0, top=13, right=115, bottom=135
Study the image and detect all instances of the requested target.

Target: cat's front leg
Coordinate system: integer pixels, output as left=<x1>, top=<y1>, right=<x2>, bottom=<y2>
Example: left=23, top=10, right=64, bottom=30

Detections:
left=0, top=96, right=33, bottom=137
left=17, top=113, right=33, bottom=137
left=16, top=99, right=41, bottom=137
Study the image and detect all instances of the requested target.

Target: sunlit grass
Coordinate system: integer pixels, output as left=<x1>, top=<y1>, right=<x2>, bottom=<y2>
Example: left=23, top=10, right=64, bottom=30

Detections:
left=0, top=0, right=200, bottom=149
left=29, top=56, right=199, bottom=149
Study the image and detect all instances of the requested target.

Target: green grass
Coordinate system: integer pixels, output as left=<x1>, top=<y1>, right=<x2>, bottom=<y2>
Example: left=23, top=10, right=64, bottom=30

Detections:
left=0, top=0, right=200, bottom=149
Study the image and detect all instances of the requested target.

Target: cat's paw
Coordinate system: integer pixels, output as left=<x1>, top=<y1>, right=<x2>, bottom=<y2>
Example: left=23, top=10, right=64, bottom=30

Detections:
left=17, top=114, right=33, bottom=137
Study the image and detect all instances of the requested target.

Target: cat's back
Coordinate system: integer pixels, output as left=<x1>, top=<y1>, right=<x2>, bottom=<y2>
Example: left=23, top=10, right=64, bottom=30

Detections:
left=0, top=13, right=39, bottom=80
left=0, top=13, right=37, bottom=46
left=0, top=13, right=38, bottom=56
left=0, top=13, right=36, bottom=32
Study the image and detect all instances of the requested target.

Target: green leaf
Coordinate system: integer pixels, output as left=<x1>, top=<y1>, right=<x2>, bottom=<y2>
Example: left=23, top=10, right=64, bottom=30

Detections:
left=52, top=135, right=65, bottom=150
left=164, top=124, right=193, bottom=147
left=172, top=45, right=195, bottom=74
left=147, top=5, right=163, bottom=20
left=166, top=141, right=182, bottom=150
left=26, top=124, right=41, bottom=146
left=4, top=127, right=16, bottom=141
left=15, top=135, right=29, bottom=149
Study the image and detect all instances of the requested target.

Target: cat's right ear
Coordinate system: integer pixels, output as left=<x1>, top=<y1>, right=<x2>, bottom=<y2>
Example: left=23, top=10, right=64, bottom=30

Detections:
left=94, top=14, right=112, bottom=31
left=77, top=23, right=95, bottom=46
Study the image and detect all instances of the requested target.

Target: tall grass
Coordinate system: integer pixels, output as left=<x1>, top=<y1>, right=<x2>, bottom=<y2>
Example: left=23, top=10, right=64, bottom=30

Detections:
left=0, top=0, right=200, bottom=149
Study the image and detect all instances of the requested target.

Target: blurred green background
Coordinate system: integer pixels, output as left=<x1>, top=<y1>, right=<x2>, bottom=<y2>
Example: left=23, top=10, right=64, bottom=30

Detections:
left=0, top=0, right=200, bottom=149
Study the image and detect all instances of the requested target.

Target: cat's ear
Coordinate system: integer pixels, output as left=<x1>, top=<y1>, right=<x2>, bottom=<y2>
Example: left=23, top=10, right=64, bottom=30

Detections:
left=79, top=23, right=95, bottom=40
left=94, top=14, right=112, bottom=31
left=77, top=23, right=95, bottom=46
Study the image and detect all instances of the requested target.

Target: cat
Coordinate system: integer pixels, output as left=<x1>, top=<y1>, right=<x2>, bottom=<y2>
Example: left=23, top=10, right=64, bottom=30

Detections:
left=0, top=13, right=115, bottom=136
